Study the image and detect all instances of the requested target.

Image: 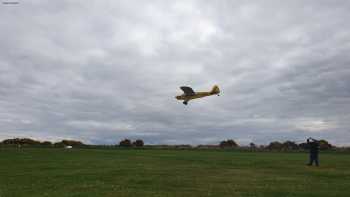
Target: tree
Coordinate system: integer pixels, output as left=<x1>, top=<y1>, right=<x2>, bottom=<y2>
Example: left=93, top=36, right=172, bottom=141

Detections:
left=282, top=141, right=299, bottom=150
left=41, top=141, right=52, bottom=146
left=53, top=142, right=65, bottom=148
left=61, top=140, right=84, bottom=146
left=299, top=139, right=333, bottom=150
left=119, top=139, right=132, bottom=147
left=249, top=143, right=256, bottom=148
left=267, top=141, right=283, bottom=150
left=299, top=142, right=309, bottom=150
left=1, top=138, right=40, bottom=145
left=219, top=139, right=238, bottom=148
left=319, top=139, right=333, bottom=150
left=133, top=139, right=144, bottom=147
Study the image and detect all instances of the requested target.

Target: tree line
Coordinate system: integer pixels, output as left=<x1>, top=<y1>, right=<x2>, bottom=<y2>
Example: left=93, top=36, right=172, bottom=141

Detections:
left=0, top=137, right=342, bottom=151
left=0, top=138, right=146, bottom=148
left=0, top=138, right=85, bottom=147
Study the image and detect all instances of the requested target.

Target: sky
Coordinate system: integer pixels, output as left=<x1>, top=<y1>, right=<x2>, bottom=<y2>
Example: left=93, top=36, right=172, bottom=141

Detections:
left=1, top=0, right=350, bottom=146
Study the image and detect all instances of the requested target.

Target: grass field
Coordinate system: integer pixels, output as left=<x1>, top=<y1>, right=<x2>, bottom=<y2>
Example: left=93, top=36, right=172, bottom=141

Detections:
left=0, top=148, right=350, bottom=197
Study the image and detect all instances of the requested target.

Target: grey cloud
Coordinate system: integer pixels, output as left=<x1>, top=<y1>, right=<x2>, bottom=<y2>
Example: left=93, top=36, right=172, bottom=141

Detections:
left=1, top=0, right=350, bottom=146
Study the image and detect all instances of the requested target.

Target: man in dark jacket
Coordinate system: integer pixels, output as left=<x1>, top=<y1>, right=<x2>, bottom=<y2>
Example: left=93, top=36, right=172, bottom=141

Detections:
left=307, top=137, right=320, bottom=166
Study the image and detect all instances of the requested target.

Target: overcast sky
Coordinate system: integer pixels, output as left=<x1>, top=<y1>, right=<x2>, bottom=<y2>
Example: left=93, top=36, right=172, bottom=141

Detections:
left=1, top=0, right=350, bottom=145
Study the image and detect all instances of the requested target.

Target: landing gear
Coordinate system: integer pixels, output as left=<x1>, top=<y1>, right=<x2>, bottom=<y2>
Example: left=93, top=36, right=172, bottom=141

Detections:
left=183, top=101, right=188, bottom=105
left=217, top=94, right=220, bottom=96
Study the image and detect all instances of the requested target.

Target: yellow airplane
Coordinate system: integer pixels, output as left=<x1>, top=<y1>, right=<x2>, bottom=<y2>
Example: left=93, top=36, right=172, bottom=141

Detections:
left=175, top=85, right=220, bottom=105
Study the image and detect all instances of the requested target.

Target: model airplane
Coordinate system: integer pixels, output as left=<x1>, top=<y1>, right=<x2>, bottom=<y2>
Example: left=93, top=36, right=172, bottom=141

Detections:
left=175, top=85, right=220, bottom=105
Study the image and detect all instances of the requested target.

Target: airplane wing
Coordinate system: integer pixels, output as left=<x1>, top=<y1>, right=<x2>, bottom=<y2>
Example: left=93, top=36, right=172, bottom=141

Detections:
left=180, top=86, right=195, bottom=96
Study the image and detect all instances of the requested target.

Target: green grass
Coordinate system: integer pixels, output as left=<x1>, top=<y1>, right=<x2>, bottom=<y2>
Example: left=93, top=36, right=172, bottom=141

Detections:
left=0, top=148, right=350, bottom=197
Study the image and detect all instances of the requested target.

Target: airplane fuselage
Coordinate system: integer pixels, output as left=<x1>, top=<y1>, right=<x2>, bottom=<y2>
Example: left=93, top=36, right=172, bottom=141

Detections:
left=175, top=91, right=216, bottom=101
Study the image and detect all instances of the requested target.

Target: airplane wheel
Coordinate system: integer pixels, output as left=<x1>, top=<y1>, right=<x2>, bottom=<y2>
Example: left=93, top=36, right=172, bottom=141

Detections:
left=183, top=101, right=188, bottom=105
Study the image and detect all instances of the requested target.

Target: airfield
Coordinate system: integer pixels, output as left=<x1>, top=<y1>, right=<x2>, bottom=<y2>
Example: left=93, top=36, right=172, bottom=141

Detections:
left=1, top=148, right=350, bottom=197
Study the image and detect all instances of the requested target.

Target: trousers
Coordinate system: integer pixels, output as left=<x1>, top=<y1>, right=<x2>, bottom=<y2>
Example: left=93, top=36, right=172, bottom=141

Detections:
left=308, top=153, right=319, bottom=166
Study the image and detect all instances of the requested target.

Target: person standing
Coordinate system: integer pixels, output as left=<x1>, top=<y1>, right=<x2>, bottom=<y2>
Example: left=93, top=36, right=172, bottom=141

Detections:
left=307, top=137, right=320, bottom=166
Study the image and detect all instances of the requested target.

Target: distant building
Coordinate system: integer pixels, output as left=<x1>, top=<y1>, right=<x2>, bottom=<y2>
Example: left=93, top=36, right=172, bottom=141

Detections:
left=65, top=145, right=73, bottom=149
left=197, top=145, right=220, bottom=149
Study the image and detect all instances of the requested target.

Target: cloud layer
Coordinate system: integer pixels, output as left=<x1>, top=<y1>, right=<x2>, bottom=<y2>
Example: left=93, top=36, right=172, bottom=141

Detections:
left=1, top=0, right=350, bottom=145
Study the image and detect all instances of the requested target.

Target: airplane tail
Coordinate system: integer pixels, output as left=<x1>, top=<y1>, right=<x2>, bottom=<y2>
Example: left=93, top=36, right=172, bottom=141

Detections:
left=210, top=85, right=220, bottom=95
